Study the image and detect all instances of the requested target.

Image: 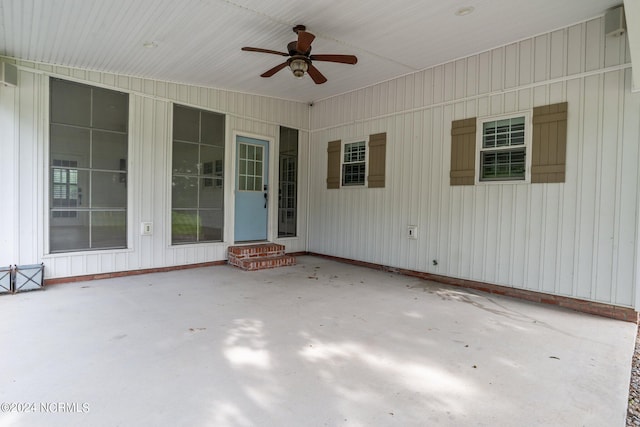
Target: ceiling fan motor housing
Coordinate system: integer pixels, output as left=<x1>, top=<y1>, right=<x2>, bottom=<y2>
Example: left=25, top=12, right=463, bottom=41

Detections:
left=287, top=41, right=311, bottom=56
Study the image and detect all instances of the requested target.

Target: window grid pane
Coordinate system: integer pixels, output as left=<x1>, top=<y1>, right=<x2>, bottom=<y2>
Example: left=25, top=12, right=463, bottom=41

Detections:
left=342, top=163, right=366, bottom=186
left=483, top=117, right=525, bottom=148
left=481, top=148, right=526, bottom=181
left=344, top=141, right=366, bottom=163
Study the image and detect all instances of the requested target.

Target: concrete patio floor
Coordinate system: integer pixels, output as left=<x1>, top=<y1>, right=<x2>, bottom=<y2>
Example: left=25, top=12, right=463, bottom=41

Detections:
left=0, top=255, right=636, bottom=427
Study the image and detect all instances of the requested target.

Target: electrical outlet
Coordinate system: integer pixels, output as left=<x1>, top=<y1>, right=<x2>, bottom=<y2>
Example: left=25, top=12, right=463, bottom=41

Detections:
left=407, top=225, right=418, bottom=240
left=141, top=222, right=153, bottom=236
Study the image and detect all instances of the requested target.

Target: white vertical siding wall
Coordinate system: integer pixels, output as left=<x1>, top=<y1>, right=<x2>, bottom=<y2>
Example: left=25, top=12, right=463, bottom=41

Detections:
left=0, top=81, right=19, bottom=266
left=0, top=59, right=309, bottom=278
left=308, top=18, right=640, bottom=308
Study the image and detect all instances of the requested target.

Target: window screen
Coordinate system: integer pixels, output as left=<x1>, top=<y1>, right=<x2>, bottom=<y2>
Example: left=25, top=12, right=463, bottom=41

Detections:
left=171, top=104, right=225, bottom=244
left=49, top=78, right=129, bottom=252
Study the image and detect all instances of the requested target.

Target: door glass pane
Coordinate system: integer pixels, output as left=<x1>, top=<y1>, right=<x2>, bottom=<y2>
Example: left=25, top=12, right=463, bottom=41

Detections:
left=93, top=130, right=127, bottom=170
left=92, top=211, right=127, bottom=248
left=237, top=143, right=263, bottom=192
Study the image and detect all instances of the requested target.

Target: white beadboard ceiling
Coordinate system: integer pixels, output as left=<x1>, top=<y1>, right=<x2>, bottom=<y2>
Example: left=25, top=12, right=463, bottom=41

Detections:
left=0, top=0, right=628, bottom=103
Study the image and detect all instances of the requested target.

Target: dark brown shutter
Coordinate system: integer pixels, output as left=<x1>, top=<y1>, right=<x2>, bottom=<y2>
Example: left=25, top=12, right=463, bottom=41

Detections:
left=531, top=102, right=568, bottom=183
left=450, top=118, right=476, bottom=186
left=326, top=140, right=341, bottom=189
left=368, top=132, right=386, bottom=188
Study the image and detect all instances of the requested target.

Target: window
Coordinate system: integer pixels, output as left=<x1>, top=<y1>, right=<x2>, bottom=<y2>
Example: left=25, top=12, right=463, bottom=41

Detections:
left=278, top=127, right=298, bottom=237
left=342, top=140, right=366, bottom=186
left=450, top=103, right=567, bottom=186
left=478, top=114, right=528, bottom=182
left=171, top=104, right=225, bottom=244
left=49, top=78, right=128, bottom=252
left=327, top=133, right=386, bottom=189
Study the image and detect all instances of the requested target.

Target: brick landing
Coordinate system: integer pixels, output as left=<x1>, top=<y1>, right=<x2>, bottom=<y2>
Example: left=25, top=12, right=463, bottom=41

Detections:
left=228, top=243, right=296, bottom=271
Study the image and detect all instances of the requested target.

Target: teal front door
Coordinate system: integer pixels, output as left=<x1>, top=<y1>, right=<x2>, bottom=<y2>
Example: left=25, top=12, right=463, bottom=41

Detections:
left=234, top=136, right=269, bottom=242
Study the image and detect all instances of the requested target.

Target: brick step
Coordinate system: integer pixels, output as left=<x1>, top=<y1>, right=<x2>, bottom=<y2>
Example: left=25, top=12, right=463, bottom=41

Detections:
left=228, top=254, right=296, bottom=271
left=228, top=243, right=285, bottom=259
left=227, top=243, right=296, bottom=271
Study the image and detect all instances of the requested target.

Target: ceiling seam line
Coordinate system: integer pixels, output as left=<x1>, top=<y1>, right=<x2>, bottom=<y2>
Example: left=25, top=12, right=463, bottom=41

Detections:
left=213, top=0, right=417, bottom=70
left=309, top=62, right=632, bottom=133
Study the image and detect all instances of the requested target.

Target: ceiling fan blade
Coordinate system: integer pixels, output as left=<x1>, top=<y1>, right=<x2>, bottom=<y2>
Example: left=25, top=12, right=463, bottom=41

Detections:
left=307, top=64, right=327, bottom=84
left=296, top=31, right=315, bottom=53
left=242, top=47, right=289, bottom=56
left=260, top=61, right=289, bottom=77
left=309, top=54, right=358, bottom=65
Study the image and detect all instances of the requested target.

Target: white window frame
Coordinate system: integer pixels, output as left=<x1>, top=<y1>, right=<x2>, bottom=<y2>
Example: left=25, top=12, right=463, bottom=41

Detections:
left=475, top=111, right=532, bottom=185
left=341, top=137, right=368, bottom=188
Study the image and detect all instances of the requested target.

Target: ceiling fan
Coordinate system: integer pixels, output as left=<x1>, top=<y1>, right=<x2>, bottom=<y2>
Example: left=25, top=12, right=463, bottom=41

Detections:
left=241, top=25, right=358, bottom=84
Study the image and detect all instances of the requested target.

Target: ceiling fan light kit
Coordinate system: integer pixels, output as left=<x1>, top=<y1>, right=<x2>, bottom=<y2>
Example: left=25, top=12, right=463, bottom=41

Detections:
left=289, top=58, right=308, bottom=78
left=241, top=25, right=357, bottom=84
